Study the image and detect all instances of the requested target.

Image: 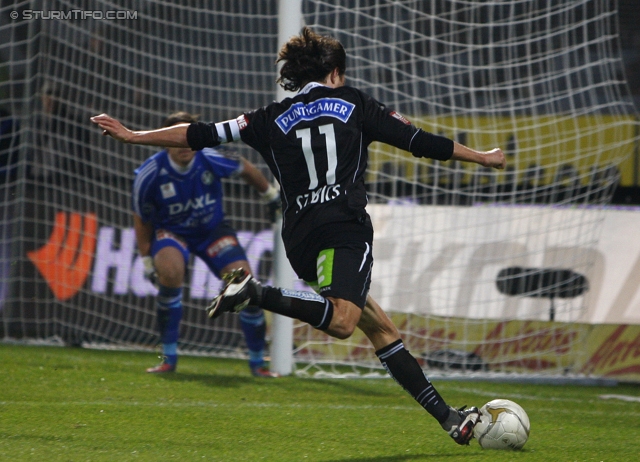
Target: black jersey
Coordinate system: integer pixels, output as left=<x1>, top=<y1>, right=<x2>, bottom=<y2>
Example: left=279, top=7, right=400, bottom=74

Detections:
left=187, top=84, right=453, bottom=252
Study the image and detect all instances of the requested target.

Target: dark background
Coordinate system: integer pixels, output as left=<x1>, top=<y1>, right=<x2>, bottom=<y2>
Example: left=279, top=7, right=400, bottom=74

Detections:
left=618, top=0, right=640, bottom=109
left=613, top=0, right=640, bottom=204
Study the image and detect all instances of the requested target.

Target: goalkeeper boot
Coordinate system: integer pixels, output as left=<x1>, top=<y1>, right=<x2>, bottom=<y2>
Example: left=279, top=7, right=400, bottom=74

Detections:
left=251, top=366, right=281, bottom=378
left=440, top=405, right=480, bottom=445
left=146, top=356, right=176, bottom=373
left=207, top=268, right=262, bottom=319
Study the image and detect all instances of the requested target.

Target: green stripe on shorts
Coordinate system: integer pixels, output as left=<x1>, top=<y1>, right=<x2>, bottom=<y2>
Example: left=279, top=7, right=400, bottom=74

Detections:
left=316, top=248, right=335, bottom=290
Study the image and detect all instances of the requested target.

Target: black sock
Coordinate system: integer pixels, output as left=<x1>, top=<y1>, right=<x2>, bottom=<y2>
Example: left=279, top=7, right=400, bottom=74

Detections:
left=376, top=339, right=450, bottom=423
left=261, top=286, right=333, bottom=330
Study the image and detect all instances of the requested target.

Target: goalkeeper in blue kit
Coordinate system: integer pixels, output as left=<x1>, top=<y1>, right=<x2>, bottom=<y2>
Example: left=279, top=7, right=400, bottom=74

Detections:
left=131, top=111, right=280, bottom=377
left=93, top=28, right=505, bottom=444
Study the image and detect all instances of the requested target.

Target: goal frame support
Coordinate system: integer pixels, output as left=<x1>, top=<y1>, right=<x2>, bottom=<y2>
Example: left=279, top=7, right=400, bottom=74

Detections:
left=269, top=0, right=302, bottom=376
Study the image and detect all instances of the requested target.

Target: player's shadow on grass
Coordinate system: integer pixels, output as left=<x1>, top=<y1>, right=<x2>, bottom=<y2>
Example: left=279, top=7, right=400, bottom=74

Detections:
left=324, top=454, right=476, bottom=461
left=298, top=377, right=403, bottom=398
left=159, top=372, right=259, bottom=387
left=158, top=371, right=401, bottom=398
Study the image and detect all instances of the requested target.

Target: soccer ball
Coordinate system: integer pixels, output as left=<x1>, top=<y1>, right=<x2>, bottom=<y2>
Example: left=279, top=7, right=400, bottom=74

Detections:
left=473, top=399, right=530, bottom=450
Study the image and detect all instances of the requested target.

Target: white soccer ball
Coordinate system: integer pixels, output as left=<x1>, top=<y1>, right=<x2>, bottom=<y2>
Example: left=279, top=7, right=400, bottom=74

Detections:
left=473, top=399, right=530, bottom=450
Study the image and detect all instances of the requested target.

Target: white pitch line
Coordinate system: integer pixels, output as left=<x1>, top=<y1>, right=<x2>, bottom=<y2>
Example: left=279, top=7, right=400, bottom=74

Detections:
left=599, top=394, right=640, bottom=403
left=449, top=386, right=634, bottom=402
left=0, top=400, right=418, bottom=411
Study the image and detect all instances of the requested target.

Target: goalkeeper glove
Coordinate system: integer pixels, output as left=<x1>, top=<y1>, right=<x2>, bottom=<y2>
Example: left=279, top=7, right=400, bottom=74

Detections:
left=260, top=183, right=281, bottom=223
left=142, top=255, right=158, bottom=286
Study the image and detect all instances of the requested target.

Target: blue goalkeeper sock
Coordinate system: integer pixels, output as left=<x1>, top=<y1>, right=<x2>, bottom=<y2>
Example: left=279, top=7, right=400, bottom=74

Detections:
left=157, top=285, right=183, bottom=366
left=239, top=307, right=267, bottom=369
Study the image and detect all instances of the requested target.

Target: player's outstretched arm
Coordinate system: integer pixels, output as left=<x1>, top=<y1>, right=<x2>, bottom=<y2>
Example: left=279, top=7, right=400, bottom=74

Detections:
left=450, top=142, right=506, bottom=170
left=90, top=113, right=190, bottom=148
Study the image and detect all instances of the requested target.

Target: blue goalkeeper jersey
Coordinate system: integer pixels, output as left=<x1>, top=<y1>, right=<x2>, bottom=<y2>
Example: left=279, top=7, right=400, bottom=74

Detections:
left=132, top=147, right=242, bottom=239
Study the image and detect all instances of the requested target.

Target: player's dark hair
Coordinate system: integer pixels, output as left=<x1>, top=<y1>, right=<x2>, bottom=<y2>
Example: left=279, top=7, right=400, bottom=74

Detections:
left=276, top=27, right=346, bottom=92
left=163, top=111, right=199, bottom=127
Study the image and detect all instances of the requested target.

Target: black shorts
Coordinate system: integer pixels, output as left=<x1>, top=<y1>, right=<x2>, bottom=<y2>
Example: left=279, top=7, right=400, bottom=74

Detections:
left=286, top=219, right=374, bottom=308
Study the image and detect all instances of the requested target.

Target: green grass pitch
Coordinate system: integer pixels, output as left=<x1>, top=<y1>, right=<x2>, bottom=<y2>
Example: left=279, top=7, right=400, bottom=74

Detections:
left=1, top=343, right=638, bottom=461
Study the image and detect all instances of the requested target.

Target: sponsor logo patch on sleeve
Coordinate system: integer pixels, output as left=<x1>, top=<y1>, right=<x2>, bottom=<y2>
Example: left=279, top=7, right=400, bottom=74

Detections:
left=390, top=111, right=411, bottom=125
left=236, top=114, right=248, bottom=130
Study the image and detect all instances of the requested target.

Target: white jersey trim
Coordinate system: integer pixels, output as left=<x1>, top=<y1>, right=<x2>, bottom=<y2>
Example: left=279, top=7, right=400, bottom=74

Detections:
left=214, top=118, right=242, bottom=143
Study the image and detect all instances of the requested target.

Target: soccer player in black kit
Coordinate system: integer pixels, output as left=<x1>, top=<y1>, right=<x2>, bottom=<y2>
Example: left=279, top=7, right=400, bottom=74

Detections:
left=92, top=27, right=506, bottom=445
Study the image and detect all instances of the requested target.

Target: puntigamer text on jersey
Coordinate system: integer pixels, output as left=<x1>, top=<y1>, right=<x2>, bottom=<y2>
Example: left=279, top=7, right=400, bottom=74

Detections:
left=276, top=98, right=355, bottom=134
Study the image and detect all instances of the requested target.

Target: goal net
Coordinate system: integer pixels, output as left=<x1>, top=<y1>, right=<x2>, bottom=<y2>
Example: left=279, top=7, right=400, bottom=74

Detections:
left=0, top=0, right=280, bottom=359
left=0, top=1, right=637, bottom=379
left=294, top=0, right=638, bottom=378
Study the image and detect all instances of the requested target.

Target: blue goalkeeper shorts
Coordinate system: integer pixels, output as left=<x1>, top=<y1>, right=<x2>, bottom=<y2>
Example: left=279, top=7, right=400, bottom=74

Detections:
left=150, top=221, right=248, bottom=278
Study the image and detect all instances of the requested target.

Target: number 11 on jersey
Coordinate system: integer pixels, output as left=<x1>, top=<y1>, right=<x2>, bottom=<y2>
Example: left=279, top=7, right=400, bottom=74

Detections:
left=296, top=123, right=338, bottom=190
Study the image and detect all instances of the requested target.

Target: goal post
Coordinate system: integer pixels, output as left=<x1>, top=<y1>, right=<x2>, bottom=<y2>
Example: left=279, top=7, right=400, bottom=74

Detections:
left=269, top=0, right=303, bottom=377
